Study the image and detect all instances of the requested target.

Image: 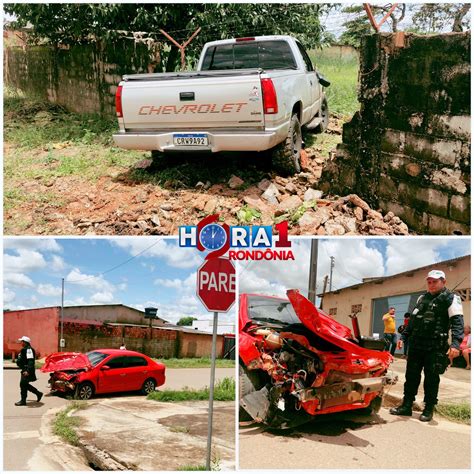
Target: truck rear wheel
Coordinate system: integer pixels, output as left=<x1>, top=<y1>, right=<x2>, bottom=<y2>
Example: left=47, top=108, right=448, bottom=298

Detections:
left=272, top=114, right=302, bottom=176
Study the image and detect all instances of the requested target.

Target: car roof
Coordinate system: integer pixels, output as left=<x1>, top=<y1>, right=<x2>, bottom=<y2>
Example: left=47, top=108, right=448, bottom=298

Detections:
left=92, top=349, right=149, bottom=357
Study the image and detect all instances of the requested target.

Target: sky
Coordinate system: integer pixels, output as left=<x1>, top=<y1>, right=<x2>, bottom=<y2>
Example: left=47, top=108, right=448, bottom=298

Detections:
left=238, top=237, right=471, bottom=298
left=3, top=237, right=235, bottom=324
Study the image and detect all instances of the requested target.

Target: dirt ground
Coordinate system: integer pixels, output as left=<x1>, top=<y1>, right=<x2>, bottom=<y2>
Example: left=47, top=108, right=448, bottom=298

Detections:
left=4, top=116, right=410, bottom=236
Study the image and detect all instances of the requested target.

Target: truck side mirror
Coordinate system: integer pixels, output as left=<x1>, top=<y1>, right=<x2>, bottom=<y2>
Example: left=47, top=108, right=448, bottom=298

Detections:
left=318, top=74, right=331, bottom=87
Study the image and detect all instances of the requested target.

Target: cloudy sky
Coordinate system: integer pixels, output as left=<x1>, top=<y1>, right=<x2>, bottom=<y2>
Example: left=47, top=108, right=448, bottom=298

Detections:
left=238, top=237, right=471, bottom=298
left=3, top=237, right=235, bottom=324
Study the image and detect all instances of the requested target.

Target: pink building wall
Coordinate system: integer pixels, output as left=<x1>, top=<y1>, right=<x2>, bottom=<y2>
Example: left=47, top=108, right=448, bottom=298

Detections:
left=3, top=307, right=59, bottom=358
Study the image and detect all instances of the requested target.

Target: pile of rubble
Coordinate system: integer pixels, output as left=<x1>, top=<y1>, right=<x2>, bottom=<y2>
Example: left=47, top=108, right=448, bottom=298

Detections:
left=226, top=173, right=410, bottom=236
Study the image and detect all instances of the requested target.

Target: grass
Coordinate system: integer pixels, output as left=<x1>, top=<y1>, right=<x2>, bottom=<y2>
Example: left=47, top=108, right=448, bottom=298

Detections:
left=4, top=86, right=143, bottom=184
left=436, top=402, right=471, bottom=425
left=52, top=401, right=87, bottom=446
left=158, top=357, right=235, bottom=369
left=147, top=377, right=235, bottom=402
left=309, top=46, right=359, bottom=119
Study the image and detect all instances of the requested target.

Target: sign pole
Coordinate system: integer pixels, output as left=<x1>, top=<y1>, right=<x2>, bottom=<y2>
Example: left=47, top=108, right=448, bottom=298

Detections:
left=206, top=311, right=218, bottom=470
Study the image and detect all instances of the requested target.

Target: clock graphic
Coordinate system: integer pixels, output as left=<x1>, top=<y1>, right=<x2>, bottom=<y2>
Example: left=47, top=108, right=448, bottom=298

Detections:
left=199, top=223, right=227, bottom=251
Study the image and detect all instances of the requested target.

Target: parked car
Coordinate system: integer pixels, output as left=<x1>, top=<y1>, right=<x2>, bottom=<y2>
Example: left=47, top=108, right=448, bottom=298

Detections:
left=239, top=290, right=396, bottom=429
left=41, top=349, right=166, bottom=400
left=114, top=35, right=330, bottom=175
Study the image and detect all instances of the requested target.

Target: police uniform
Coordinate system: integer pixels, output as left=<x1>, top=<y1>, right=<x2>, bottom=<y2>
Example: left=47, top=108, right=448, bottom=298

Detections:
left=392, top=287, right=464, bottom=420
left=16, top=342, right=42, bottom=405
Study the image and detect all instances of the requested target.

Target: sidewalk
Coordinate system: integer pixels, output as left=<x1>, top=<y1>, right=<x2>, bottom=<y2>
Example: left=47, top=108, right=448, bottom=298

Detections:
left=385, top=357, right=471, bottom=409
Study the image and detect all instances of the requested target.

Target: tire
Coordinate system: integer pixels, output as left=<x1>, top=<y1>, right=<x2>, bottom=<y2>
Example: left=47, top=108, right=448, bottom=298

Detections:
left=239, top=363, right=265, bottom=421
left=141, top=378, right=156, bottom=395
left=272, top=114, right=302, bottom=176
left=314, top=98, right=329, bottom=134
left=75, top=382, right=94, bottom=400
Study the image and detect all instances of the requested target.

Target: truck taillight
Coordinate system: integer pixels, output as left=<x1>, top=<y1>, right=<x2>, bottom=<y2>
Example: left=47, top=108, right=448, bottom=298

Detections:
left=261, top=78, right=278, bottom=114
left=115, top=84, right=123, bottom=118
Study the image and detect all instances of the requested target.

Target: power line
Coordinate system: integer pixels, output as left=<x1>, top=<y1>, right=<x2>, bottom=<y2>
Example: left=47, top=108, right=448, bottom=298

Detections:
left=66, top=239, right=161, bottom=284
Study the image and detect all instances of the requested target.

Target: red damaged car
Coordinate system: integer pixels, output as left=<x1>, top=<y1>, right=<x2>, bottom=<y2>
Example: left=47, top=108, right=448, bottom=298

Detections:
left=240, top=290, right=396, bottom=429
left=42, top=349, right=166, bottom=400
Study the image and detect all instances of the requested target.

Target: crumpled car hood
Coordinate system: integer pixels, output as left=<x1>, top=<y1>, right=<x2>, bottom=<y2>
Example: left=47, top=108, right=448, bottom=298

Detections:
left=41, top=352, right=91, bottom=372
left=286, top=289, right=392, bottom=363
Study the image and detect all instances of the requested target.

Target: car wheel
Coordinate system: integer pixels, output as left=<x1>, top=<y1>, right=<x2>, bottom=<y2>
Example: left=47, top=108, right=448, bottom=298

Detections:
left=75, top=382, right=94, bottom=400
left=239, top=363, right=265, bottom=421
left=272, top=114, right=302, bottom=176
left=141, top=378, right=156, bottom=395
left=314, top=98, right=329, bottom=134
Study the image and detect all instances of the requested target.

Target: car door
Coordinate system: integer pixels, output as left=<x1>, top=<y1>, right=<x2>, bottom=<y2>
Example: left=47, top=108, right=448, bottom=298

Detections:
left=97, top=356, right=129, bottom=393
left=123, top=356, right=150, bottom=390
left=296, top=41, right=320, bottom=119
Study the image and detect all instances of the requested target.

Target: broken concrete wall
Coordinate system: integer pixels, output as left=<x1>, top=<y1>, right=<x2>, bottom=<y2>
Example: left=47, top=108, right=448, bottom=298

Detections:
left=321, top=32, right=470, bottom=235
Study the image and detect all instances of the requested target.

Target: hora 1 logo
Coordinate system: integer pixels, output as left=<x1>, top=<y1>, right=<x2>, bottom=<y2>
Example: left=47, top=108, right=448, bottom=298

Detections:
left=179, top=214, right=294, bottom=261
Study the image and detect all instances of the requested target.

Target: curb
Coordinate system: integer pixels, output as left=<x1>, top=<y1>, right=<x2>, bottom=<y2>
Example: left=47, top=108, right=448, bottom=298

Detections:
left=384, top=393, right=423, bottom=412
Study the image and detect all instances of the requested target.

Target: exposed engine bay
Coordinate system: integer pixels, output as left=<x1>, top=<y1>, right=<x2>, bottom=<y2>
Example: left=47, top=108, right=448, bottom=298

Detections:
left=48, top=368, right=88, bottom=394
left=239, top=291, right=397, bottom=429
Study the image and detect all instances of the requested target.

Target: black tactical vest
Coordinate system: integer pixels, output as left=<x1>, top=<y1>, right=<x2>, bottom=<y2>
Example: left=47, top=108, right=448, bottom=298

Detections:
left=410, top=289, right=452, bottom=350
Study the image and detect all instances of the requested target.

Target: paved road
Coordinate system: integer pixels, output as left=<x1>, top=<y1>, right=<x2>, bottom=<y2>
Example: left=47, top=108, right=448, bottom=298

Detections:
left=239, top=407, right=471, bottom=469
left=3, top=369, right=69, bottom=471
left=3, top=366, right=235, bottom=471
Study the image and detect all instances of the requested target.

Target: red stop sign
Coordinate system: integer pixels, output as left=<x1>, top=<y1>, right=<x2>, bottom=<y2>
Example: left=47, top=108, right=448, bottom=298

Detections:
left=197, top=258, right=236, bottom=313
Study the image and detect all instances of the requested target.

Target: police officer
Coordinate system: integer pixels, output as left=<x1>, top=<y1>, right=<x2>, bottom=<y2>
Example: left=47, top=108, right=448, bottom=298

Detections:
left=15, top=336, right=43, bottom=406
left=390, top=270, right=464, bottom=422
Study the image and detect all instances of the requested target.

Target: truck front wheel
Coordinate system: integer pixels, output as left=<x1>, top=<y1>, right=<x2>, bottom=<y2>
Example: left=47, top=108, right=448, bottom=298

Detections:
left=272, top=114, right=302, bottom=176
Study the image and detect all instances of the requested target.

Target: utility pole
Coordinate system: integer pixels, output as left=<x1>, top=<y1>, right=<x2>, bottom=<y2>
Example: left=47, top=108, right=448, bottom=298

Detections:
left=60, top=277, right=65, bottom=350
left=308, top=239, right=318, bottom=304
left=319, top=275, right=329, bottom=309
left=329, top=256, right=335, bottom=292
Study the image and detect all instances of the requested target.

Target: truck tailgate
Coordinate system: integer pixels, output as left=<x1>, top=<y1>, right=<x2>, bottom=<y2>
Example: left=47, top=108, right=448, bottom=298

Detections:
left=121, top=72, right=265, bottom=131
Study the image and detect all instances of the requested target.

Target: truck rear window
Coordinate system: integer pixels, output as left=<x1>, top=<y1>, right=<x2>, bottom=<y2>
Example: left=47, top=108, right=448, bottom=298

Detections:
left=201, top=40, right=297, bottom=71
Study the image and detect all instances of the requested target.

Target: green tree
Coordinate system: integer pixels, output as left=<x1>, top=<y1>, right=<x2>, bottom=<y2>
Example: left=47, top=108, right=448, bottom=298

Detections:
left=410, top=3, right=471, bottom=33
left=4, top=4, right=327, bottom=71
left=339, top=4, right=406, bottom=48
left=177, top=316, right=197, bottom=326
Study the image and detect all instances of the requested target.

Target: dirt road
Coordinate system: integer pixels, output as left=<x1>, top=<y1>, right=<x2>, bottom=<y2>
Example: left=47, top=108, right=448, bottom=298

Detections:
left=239, top=407, right=470, bottom=469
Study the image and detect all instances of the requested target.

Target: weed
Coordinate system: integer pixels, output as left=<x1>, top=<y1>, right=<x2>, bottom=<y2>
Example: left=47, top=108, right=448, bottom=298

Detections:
left=147, top=377, right=235, bottom=402
left=309, top=46, right=359, bottom=119
left=52, top=402, right=87, bottom=446
left=436, top=402, right=470, bottom=424
left=237, top=205, right=261, bottom=224
left=169, top=425, right=190, bottom=434
left=156, top=357, right=235, bottom=369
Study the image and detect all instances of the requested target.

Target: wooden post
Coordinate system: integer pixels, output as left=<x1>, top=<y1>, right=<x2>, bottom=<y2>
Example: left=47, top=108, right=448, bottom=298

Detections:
left=160, top=27, right=202, bottom=70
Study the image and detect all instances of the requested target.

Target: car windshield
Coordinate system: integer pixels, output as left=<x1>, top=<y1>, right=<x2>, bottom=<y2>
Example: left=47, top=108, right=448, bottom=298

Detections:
left=86, top=351, right=109, bottom=367
left=247, top=295, right=301, bottom=325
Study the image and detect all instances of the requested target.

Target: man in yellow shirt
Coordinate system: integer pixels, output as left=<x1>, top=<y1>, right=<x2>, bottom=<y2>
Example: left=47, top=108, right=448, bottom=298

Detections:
left=383, top=307, right=397, bottom=355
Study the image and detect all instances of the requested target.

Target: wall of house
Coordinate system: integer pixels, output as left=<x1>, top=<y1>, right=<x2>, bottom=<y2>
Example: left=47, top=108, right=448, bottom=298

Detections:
left=321, top=257, right=471, bottom=337
left=3, top=307, right=59, bottom=358
left=63, top=306, right=165, bottom=326
left=320, top=32, right=470, bottom=235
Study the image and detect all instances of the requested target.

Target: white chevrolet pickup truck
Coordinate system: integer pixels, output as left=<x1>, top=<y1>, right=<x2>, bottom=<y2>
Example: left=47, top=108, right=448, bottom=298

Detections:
left=113, top=35, right=330, bottom=175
